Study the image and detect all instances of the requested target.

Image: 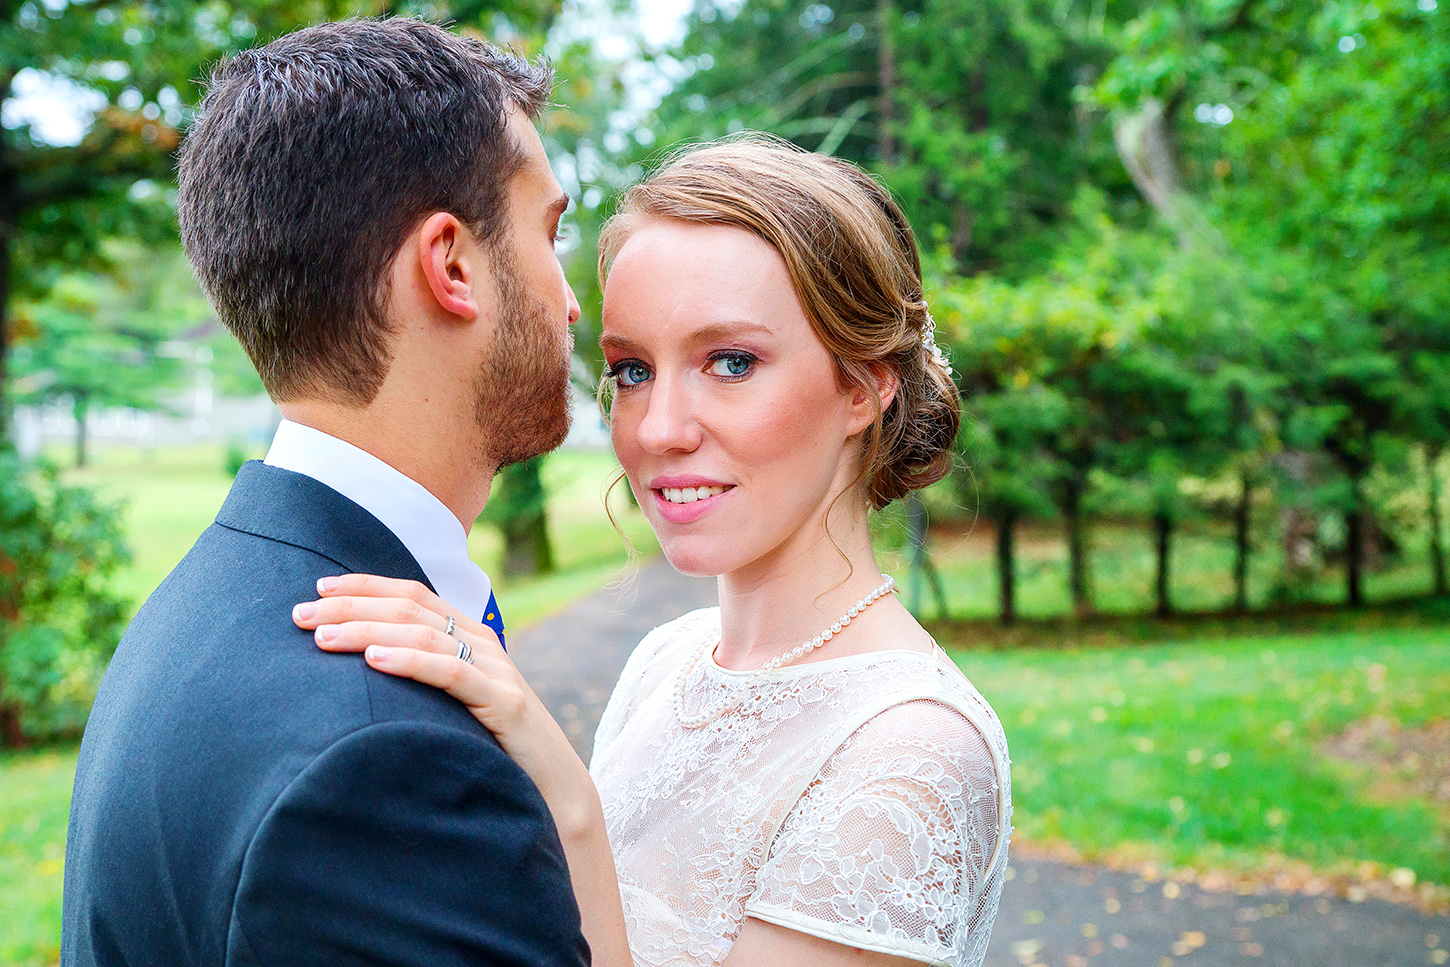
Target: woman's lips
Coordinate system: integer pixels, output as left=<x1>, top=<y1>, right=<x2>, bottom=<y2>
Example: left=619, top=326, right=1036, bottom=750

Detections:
left=651, top=484, right=734, bottom=524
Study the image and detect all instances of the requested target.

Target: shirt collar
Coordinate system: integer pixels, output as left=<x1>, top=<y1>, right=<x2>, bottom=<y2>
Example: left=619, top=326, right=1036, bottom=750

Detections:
left=263, top=419, right=493, bottom=621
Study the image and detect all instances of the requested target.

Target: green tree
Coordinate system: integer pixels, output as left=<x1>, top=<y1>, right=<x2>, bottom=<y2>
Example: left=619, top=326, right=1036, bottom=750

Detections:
left=10, top=245, right=200, bottom=466
left=0, top=453, right=129, bottom=745
left=942, top=279, right=1062, bottom=624
left=941, top=235, right=1153, bottom=618
left=482, top=456, right=555, bottom=578
left=650, top=0, right=1136, bottom=276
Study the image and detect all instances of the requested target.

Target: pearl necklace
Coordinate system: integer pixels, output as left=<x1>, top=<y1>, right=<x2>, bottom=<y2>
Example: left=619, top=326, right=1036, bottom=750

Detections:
left=673, top=576, right=898, bottom=730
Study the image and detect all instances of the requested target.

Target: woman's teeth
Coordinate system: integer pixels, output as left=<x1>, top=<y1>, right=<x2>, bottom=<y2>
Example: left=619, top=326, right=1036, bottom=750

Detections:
left=660, top=486, right=728, bottom=504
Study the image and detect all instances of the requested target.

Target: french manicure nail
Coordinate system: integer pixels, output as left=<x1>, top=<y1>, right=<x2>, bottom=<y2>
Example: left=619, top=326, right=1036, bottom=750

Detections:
left=293, top=602, right=317, bottom=622
left=318, top=577, right=341, bottom=593
left=367, top=646, right=391, bottom=663
left=316, top=625, right=340, bottom=643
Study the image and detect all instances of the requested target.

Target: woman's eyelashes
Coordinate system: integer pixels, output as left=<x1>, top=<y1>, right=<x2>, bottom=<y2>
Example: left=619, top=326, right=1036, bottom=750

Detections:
left=606, top=350, right=759, bottom=389
left=607, top=359, right=652, bottom=387
left=705, top=351, right=758, bottom=380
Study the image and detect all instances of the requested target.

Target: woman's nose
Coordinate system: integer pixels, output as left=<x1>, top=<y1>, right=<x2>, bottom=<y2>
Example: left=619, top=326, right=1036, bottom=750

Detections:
left=635, top=375, right=703, bottom=455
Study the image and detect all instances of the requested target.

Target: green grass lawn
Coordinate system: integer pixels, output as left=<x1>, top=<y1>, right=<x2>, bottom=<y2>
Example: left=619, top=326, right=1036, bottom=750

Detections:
left=59, top=443, right=656, bottom=629
left=0, top=746, right=75, bottom=967
left=940, top=622, right=1450, bottom=893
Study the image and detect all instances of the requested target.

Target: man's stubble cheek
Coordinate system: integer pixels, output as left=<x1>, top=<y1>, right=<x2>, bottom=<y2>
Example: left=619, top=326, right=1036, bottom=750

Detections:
left=475, top=264, right=573, bottom=469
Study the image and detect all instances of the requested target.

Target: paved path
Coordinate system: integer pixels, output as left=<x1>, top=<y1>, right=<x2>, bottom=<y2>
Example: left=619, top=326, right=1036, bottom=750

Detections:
left=511, top=558, right=717, bottom=762
left=510, top=562, right=1448, bottom=966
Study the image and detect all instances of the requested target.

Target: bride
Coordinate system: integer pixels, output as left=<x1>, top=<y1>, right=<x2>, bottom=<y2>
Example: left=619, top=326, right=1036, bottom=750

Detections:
left=292, top=137, right=1011, bottom=967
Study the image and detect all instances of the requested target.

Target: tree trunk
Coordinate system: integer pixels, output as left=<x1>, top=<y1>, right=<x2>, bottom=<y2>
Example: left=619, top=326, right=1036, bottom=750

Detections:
left=1153, top=508, right=1173, bottom=619
left=1345, top=470, right=1365, bottom=608
left=1234, top=471, right=1252, bottom=613
left=904, top=493, right=948, bottom=619
left=1062, top=473, right=1092, bottom=617
left=501, top=508, right=553, bottom=578
left=0, top=187, right=11, bottom=443
left=0, top=553, right=19, bottom=747
left=1430, top=443, right=1447, bottom=597
left=0, top=705, right=23, bottom=748
left=996, top=506, right=1017, bottom=626
left=1113, top=97, right=1189, bottom=246
left=876, top=0, right=896, bottom=166
left=73, top=392, right=90, bottom=468
left=498, top=457, right=555, bottom=579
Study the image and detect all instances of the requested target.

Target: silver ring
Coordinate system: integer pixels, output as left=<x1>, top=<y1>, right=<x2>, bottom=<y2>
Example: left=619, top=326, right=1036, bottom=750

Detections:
left=456, top=640, right=472, bottom=665
left=444, top=615, right=455, bottom=638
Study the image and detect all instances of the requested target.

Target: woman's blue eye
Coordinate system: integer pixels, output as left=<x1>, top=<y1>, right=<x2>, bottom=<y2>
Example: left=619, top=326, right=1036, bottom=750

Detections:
left=610, top=361, right=652, bottom=386
left=707, top=353, right=755, bottom=378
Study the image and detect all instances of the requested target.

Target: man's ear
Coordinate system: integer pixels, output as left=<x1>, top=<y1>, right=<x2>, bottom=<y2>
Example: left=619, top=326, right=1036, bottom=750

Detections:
left=417, top=212, right=481, bottom=322
left=847, top=363, right=901, bottom=436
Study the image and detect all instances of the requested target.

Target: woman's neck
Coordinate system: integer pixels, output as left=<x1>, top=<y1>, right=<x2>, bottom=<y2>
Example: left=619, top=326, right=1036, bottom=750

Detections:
left=712, top=503, right=888, bottom=671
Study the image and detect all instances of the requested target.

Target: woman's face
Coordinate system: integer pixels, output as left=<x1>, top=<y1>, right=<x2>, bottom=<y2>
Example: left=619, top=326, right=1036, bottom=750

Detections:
left=601, top=220, right=876, bottom=578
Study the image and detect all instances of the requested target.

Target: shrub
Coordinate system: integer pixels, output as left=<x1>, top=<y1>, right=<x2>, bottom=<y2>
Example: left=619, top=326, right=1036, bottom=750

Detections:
left=0, top=451, right=130, bottom=745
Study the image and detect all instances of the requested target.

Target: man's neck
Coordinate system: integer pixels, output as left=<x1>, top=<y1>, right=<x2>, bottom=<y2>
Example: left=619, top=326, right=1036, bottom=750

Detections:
left=277, top=400, right=496, bottom=532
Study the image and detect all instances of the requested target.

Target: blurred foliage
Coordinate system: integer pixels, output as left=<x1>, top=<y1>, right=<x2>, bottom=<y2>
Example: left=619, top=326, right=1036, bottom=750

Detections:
left=1, top=0, right=1446, bottom=613
left=0, top=453, right=129, bottom=746
left=9, top=243, right=206, bottom=466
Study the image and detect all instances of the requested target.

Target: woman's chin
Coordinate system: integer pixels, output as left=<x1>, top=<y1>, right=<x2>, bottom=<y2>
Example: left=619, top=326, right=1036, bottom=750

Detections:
left=658, top=543, right=729, bottom=580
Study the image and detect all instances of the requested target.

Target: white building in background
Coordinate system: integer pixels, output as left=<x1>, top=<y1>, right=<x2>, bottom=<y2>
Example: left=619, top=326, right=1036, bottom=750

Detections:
left=11, top=330, right=611, bottom=459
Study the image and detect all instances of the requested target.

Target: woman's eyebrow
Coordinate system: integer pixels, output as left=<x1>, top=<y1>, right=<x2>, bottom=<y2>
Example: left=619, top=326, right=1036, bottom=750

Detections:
left=688, top=321, right=776, bottom=343
left=599, top=321, right=777, bottom=355
left=599, top=333, right=644, bottom=354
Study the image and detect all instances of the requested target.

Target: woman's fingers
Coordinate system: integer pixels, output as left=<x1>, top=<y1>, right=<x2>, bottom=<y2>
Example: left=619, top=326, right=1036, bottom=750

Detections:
left=364, top=644, right=491, bottom=706
left=308, top=614, right=500, bottom=660
left=316, top=574, right=443, bottom=612
left=364, top=641, right=531, bottom=728
left=293, top=594, right=442, bottom=633
left=300, top=574, right=497, bottom=645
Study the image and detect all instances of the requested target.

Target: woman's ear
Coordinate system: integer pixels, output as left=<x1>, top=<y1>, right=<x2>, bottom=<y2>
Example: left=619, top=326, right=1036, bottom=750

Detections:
left=846, top=363, right=900, bottom=436
left=417, top=212, right=480, bottom=322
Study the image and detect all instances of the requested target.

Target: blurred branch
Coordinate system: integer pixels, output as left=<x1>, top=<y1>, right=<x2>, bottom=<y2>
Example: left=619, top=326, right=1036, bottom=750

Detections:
left=12, top=115, right=177, bottom=212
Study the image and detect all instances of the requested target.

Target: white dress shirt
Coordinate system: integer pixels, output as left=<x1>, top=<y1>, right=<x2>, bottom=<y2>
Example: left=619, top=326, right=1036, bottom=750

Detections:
left=264, top=419, right=494, bottom=621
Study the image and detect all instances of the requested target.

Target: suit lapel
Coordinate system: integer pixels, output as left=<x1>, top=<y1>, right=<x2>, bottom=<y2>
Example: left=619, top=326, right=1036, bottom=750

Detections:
left=215, top=461, right=434, bottom=592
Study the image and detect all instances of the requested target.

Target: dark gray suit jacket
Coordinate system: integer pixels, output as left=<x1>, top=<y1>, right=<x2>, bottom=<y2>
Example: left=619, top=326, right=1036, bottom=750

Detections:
left=62, top=461, right=589, bottom=967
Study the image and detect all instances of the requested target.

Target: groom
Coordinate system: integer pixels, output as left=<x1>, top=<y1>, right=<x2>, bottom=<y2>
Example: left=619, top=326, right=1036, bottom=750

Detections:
left=63, top=19, right=589, bottom=967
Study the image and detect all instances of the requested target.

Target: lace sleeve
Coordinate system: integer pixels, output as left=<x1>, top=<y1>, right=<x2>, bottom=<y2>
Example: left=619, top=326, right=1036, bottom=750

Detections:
left=744, top=699, right=1009, bottom=967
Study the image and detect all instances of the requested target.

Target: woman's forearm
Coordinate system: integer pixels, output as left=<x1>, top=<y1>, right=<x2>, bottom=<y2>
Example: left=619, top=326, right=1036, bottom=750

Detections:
left=551, top=780, right=633, bottom=967
left=505, top=705, right=632, bottom=967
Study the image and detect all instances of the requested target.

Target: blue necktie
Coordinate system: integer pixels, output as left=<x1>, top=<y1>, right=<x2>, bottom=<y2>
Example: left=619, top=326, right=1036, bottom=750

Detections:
left=482, top=590, right=505, bottom=652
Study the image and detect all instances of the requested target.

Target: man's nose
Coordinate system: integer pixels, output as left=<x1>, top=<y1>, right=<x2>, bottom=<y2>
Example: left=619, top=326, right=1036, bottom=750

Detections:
left=566, top=283, right=581, bottom=327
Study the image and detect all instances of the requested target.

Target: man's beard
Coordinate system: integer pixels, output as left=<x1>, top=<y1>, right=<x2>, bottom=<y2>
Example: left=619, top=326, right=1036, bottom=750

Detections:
left=474, top=240, right=573, bottom=470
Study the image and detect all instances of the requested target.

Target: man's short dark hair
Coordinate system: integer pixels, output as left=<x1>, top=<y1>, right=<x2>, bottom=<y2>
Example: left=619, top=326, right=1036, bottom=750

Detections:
left=177, top=18, right=553, bottom=405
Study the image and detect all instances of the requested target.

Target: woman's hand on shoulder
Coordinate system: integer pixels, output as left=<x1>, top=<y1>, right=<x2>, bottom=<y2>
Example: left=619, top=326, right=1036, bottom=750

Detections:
left=294, top=575, right=633, bottom=966
left=291, top=574, right=593, bottom=834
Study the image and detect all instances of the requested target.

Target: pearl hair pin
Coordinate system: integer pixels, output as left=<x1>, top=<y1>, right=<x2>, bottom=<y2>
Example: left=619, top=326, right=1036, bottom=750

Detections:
left=922, top=311, right=950, bottom=370
left=673, top=576, right=898, bottom=729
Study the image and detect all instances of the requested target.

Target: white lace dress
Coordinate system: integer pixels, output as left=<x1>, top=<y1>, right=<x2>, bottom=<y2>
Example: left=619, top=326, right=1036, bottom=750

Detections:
left=589, top=607, right=1012, bottom=967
